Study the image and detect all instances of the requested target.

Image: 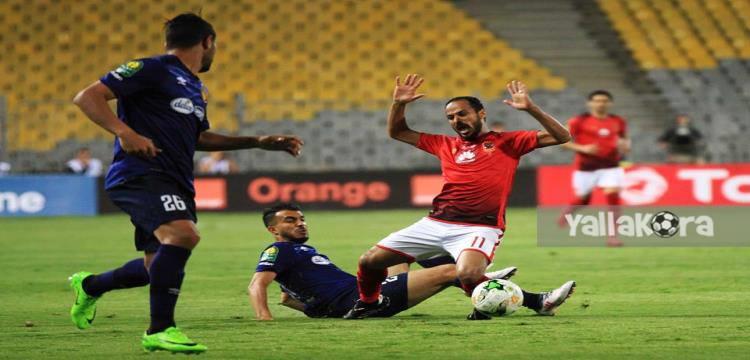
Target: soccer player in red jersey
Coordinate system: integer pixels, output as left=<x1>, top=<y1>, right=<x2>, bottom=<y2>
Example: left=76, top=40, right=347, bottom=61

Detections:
left=560, top=90, right=630, bottom=247
left=343, top=75, right=576, bottom=319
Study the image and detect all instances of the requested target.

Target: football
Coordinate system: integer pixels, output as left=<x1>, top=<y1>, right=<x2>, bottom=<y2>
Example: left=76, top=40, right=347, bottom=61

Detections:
left=471, top=279, right=524, bottom=317
left=649, top=211, right=680, bottom=238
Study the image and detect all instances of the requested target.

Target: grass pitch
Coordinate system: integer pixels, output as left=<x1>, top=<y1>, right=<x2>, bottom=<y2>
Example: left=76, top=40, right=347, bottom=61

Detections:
left=0, top=208, right=748, bottom=359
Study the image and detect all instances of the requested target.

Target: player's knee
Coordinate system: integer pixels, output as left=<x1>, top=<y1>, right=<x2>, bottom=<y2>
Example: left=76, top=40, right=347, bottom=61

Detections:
left=358, top=247, right=390, bottom=269
left=181, top=232, right=201, bottom=248
left=358, top=252, right=375, bottom=268
left=456, top=266, right=484, bottom=287
left=165, top=230, right=201, bottom=249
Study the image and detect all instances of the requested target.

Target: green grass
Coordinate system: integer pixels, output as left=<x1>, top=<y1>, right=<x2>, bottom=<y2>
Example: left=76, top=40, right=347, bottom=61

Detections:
left=0, top=208, right=748, bottom=359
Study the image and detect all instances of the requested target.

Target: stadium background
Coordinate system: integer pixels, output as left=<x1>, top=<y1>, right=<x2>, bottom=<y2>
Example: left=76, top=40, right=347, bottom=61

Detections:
left=2, top=0, right=750, bottom=214
left=1, top=1, right=749, bottom=358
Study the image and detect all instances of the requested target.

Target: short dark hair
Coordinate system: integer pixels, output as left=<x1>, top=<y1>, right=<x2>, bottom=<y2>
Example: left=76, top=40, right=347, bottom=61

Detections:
left=262, top=203, right=302, bottom=227
left=587, top=90, right=613, bottom=100
left=164, top=13, right=216, bottom=49
left=445, top=96, right=484, bottom=112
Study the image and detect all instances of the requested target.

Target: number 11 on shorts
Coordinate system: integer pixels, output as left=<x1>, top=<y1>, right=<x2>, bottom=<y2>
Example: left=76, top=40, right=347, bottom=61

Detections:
left=471, top=236, right=486, bottom=248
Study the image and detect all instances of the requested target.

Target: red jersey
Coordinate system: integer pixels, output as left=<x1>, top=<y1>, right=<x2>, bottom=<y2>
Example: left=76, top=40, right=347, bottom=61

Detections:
left=568, top=113, right=627, bottom=171
left=417, top=130, right=539, bottom=230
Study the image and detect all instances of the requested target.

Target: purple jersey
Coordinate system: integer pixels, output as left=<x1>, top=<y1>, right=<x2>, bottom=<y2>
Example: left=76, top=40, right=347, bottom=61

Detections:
left=100, top=54, right=210, bottom=194
left=256, top=242, right=356, bottom=315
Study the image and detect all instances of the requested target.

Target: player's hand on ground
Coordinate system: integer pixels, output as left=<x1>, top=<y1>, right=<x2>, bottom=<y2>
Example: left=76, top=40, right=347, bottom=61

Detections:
left=119, top=129, right=161, bottom=158
left=259, top=135, right=304, bottom=157
left=503, top=80, right=535, bottom=111
left=393, top=74, right=425, bottom=104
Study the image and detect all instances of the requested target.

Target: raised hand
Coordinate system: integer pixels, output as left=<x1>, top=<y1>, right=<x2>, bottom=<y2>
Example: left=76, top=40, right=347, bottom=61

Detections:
left=393, top=74, right=426, bottom=104
left=503, top=80, right=535, bottom=111
left=259, top=135, right=304, bottom=157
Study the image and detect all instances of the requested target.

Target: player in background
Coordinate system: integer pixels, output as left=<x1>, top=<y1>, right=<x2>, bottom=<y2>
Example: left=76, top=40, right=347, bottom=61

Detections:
left=69, top=13, right=302, bottom=353
left=344, top=75, right=575, bottom=319
left=560, top=90, right=630, bottom=247
left=248, top=203, right=546, bottom=320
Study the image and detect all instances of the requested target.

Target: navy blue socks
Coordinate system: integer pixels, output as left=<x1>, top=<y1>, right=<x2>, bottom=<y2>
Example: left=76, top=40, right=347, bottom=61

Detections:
left=82, top=258, right=150, bottom=297
left=147, top=244, right=192, bottom=334
left=522, top=290, right=543, bottom=311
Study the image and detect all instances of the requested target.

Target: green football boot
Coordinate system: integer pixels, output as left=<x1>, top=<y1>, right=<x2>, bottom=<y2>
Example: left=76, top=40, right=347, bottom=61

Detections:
left=68, top=271, right=99, bottom=329
left=142, top=327, right=208, bottom=354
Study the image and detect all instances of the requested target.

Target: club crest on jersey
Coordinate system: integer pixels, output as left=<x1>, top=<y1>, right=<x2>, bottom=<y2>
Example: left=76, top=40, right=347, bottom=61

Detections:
left=598, top=128, right=611, bottom=137
left=456, top=149, right=477, bottom=164
left=311, top=255, right=331, bottom=265
left=482, top=141, right=495, bottom=152
left=170, top=97, right=195, bottom=115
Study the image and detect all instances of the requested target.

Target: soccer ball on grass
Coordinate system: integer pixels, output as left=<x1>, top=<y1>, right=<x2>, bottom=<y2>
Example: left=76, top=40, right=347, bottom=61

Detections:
left=471, top=279, right=524, bottom=317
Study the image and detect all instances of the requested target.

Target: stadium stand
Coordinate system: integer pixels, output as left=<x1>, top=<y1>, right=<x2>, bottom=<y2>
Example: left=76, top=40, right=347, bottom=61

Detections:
left=455, top=0, right=675, bottom=165
left=2, top=0, right=748, bottom=171
left=1, top=0, right=570, bottom=171
left=599, top=0, right=750, bottom=162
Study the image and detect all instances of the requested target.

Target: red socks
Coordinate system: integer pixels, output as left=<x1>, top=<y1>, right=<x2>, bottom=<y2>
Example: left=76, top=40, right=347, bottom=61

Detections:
left=605, top=191, right=621, bottom=206
left=356, top=264, right=387, bottom=303
left=558, top=195, right=591, bottom=226
left=460, top=275, right=489, bottom=296
left=605, top=191, right=624, bottom=246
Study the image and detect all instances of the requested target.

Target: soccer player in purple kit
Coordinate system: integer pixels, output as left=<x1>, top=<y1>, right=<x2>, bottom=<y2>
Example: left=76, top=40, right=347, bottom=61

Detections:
left=248, top=203, right=520, bottom=320
left=69, top=13, right=303, bottom=353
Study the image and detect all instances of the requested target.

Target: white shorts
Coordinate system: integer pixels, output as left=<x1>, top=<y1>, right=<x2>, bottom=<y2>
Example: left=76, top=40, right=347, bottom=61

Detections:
left=377, top=217, right=503, bottom=263
left=572, top=167, right=625, bottom=197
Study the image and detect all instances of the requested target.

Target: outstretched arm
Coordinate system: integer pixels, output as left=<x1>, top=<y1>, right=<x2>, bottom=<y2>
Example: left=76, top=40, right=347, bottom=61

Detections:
left=562, top=141, right=599, bottom=155
left=387, top=74, right=426, bottom=146
left=503, top=80, right=571, bottom=148
left=197, top=132, right=303, bottom=156
left=248, top=271, right=277, bottom=320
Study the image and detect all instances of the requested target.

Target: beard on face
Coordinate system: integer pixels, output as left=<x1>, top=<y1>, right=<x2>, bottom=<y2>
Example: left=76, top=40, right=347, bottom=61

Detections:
left=199, top=50, right=214, bottom=73
left=281, top=228, right=309, bottom=244
left=199, top=58, right=212, bottom=73
left=289, top=236, right=309, bottom=244
left=455, top=119, right=482, bottom=140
